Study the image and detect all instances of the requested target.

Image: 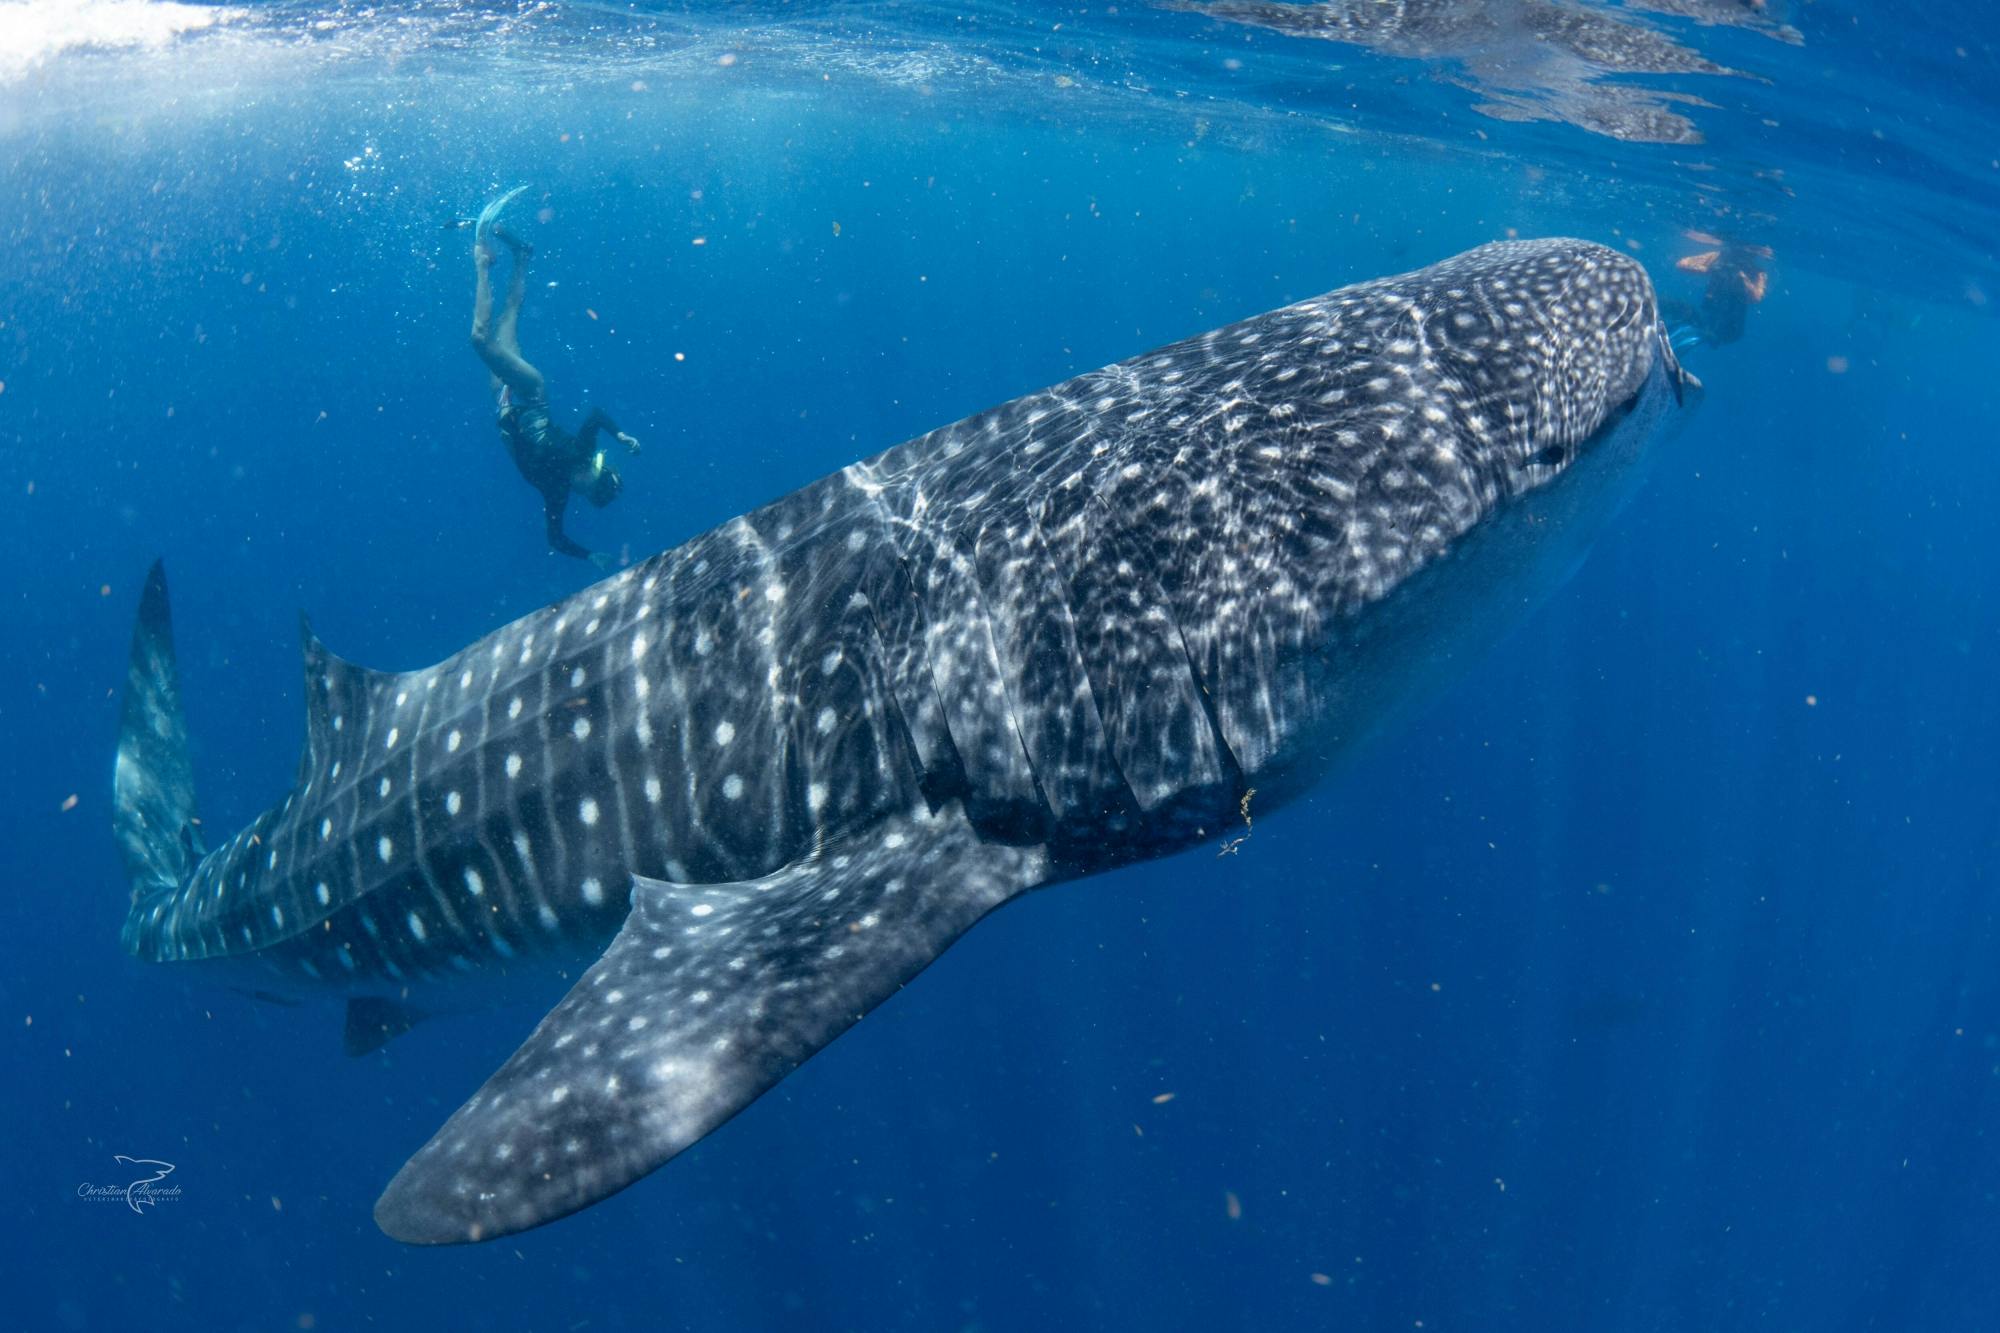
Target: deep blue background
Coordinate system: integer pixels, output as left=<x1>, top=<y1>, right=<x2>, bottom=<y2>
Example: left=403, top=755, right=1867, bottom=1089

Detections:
left=3, top=5, right=1996, bottom=1330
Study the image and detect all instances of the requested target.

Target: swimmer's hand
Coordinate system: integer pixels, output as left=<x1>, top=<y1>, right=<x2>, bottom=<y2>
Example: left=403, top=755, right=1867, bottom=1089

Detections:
left=588, top=550, right=617, bottom=574
left=615, top=430, right=641, bottom=455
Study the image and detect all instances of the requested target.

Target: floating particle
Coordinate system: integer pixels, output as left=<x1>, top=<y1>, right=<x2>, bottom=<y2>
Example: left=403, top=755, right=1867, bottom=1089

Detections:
left=1826, top=356, right=1849, bottom=374
left=1224, top=1191, right=1242, bottom=1220
left=831, top=220, right=841, bottom=237
left=1151, top=1091, right=1176, bottom=1105
left=718, top=51, right=738, bottom=67
left=1309, top=1273, right=1333, bottom=1287
left=1805, top=694, right=1819, bottom=707
left=630, top=80, right=649, bottom=93
left=1495, top=1177, right=1507, bottom=1192
left=691, top=236, right=707, bottom=246
left=586, top=308, right=599, bottom=321
left=1054, top=74, right=1074, bottom=88
left=271, top=1195, right=283, bottom=1212
left=60, top=794, right=79, bottom=812
left=99, top=584, right=111, bottom=597
left=674, top=352, right=686, bottom=362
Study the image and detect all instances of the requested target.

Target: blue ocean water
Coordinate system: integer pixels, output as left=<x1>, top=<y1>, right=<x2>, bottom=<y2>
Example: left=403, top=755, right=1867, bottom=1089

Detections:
left=3, top=1, right=1996, bottom=1329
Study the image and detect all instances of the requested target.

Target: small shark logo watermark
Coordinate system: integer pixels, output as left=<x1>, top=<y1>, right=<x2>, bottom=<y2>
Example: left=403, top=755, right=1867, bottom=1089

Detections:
left=77, top=1156, right=182, bottom=1213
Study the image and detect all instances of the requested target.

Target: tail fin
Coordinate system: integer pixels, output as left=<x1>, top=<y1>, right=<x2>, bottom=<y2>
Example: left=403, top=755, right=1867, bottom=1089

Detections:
left=114, top=561, right=203, bottom=901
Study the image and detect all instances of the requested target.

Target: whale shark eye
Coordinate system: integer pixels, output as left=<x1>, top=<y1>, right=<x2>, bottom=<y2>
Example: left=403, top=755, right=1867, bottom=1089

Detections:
left=1531, top=444, right=1569, bottom=468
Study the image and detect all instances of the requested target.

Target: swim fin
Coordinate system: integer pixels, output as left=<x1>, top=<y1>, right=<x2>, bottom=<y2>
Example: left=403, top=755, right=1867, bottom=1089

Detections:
left=475, top=185, right=531, bottom=246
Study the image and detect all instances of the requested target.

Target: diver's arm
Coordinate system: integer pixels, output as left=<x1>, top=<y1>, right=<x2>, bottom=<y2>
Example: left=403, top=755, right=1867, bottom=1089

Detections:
left=578, top=406, right=640, bottom=455
left=543, top=496, right=594, bottom=561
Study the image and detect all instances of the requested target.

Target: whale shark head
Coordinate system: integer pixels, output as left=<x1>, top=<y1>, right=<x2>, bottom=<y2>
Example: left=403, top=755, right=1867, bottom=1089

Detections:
left=1474, top=239, right=1701, bottom=534
left=1273, top=238, right=1701, bottom=779
left=1362, top=238, right=1699, bottom=495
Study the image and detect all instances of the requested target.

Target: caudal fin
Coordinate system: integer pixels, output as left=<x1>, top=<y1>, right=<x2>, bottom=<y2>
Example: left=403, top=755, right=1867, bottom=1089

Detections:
left=113, top=561, right=202, bottom=906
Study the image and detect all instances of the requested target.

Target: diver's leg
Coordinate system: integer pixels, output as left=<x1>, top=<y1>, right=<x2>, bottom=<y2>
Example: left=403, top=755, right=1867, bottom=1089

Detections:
left=495, top=244, right=529, bottom=360
left=489, top=222, right=534, bottom=265
left=471, top=245, right=499, bottom=346
left=470, top=183, right=531, bottom=343
left=469, top=249, right=546, bottom=399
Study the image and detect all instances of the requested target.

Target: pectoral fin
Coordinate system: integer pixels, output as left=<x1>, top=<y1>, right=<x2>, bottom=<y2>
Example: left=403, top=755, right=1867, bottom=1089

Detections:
left=373, top=804, right=1047, bottom=1245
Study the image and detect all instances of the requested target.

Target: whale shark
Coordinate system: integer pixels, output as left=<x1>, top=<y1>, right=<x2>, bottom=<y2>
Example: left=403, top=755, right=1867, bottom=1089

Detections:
left=112, top=237, right=1699, bottom=1245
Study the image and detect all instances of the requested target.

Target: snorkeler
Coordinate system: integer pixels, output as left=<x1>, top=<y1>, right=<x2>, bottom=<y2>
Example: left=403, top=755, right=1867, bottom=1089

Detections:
left=1666, top=231, right=1772, bottom=349
left=468, top=187, right=640, bottom=571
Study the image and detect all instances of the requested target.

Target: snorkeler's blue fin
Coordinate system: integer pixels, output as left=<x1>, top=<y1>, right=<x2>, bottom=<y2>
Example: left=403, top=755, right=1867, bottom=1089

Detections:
left=475, top=185, right=531, bottom=246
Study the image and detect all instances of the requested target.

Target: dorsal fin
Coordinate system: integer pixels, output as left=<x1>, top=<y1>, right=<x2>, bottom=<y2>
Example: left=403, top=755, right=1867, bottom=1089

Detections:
left=300, top=616, right=397, bottom=783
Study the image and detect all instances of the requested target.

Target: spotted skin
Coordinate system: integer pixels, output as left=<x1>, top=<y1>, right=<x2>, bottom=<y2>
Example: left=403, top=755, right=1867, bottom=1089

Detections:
left=114, top=238, right=1695, bottom=1244
left=374, top=807, right=1046, bottom=1243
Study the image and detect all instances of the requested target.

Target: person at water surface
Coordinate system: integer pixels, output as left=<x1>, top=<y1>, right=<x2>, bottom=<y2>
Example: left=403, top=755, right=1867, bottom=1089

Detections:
left=1668, top=231, right=1773, bottom=348
left=468, top=187, right=640, bottom=570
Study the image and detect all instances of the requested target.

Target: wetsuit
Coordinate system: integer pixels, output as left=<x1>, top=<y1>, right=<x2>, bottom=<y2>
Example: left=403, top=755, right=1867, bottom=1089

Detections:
left=497, top=389, right=626, bottom=561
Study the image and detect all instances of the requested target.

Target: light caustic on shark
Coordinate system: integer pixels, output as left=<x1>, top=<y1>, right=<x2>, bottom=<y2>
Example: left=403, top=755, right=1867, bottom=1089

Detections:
left=111, top=238, right=1700, bottom=1245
